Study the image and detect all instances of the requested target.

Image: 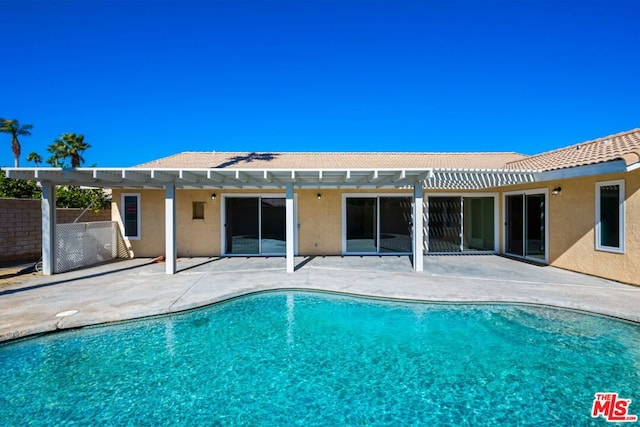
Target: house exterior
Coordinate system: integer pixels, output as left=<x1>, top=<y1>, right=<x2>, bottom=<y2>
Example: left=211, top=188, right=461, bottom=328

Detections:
left=7, top=128, right=640, bottom=285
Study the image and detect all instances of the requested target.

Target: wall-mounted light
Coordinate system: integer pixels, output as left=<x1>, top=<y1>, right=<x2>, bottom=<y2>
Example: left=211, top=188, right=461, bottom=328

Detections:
left=552, top=187, right=562, bottom=196
left=211, top=193, right=217, bottom=200
left=317, top=193, right=322, bottom=200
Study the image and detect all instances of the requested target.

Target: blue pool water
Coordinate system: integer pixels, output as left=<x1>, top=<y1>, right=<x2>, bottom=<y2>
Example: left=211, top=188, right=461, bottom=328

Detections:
left=1, top=291, right=639, bottom=426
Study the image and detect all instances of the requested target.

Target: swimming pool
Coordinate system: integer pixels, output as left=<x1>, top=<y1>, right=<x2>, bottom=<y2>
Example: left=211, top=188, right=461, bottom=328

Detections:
left=1, top=291, right=638, bottom=425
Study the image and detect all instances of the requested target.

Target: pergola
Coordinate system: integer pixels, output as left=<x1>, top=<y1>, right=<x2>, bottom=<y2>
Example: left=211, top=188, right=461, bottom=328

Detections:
left=6, top=167, right=538, bottom=275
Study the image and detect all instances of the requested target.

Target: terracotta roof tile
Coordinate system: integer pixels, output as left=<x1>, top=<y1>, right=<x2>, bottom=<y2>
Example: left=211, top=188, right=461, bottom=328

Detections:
left=135, top=152, right=528, bottom=170
left=505, top=128, right=640, bottom=171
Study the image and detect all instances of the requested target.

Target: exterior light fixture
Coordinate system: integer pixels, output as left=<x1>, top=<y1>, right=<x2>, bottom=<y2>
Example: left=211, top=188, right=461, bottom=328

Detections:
left=211, top=193, right=217, bottom=200
left=317, top=193, right=322, bottom=200
left=552, top=187, right=562, bottom=196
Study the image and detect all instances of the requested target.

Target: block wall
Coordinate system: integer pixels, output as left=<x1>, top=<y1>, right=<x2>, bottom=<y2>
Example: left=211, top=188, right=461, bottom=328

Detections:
left=0, top=198, right=111, bottom=266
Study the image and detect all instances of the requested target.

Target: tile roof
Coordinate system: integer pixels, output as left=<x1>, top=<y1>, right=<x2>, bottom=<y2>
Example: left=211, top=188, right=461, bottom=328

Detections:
left=133, top=128, right=640, bottom=173
left=135, top=152, right=529, bottom=170
left=505, top=128, right=640, bottom=171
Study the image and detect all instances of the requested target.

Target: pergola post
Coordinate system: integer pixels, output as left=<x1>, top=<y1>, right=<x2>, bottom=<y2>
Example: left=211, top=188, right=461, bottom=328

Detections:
left=41, top=181, right=56, bottom=275
left=413, top=183, right=424, bottom=272
left=285, top=183, right=295, bottom=273
left=165, top=183, right=177, bottom=274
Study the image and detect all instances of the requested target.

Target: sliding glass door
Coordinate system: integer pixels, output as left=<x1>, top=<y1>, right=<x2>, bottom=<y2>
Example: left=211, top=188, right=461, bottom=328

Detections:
left=505, top=195, right=524, bottom=256
left=225, top=196, right=287, bottom=255
left=428, top=197, right=462, bottom=252
left=379, top=197, right=412, bottom=253
left=505, top=192, right=546, bottom=261
left=427, top=196, right=496, bottom=253
left=346, top=198, right=377, bottom=253
left=345, top=196, right=412, bottom=254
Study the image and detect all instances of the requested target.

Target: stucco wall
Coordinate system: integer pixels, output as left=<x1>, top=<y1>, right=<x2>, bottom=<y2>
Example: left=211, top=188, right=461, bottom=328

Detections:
left=297, top=189, right=342, bottom=255
left=112, top=188, right=414, bottom=258
left=488, top=171, right=640, bottom=286
left=176, top=190, right=219, bottom=257
left=545, top=170, right=640, bottom=285
left=112, top=176, right=640, bottom=286
left=112, top=189, right=166, bottom=258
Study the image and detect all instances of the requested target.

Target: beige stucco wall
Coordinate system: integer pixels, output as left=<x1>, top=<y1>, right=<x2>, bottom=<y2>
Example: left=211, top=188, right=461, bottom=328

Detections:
left=296, top=189, right=413, bottom=255
left=297, top=189, right=342, bottom=255
left=112, top=174, right=640, bottom=285
left=176, top=190, right=220, bottom=257
left=487, top=170, right=640, bottom=286
left=544, top=170, right=640, bottom=286
left=113, top=188, right=414, bottom=258
left=113, top=188, right=295, bottom=257
left=112, top=189, right=166, bottom=257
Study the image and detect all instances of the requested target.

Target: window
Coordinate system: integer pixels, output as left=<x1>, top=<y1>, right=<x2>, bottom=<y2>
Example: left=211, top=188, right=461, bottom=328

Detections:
left=192, top=202, right=205, bottom=220
left=596, top=180, right=625, bottom=253
left=121, top=193, right=141, bottom=240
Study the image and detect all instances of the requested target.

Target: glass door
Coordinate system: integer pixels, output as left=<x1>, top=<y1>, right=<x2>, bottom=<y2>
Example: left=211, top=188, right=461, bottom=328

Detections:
left=261, top=198, right=286, bottom=254
left=225, top=196, right=287, bottom=255
left=525, top=194, right=545, bottom=260
left=345, top=196, right=413, bottom=254
left=505, top=195, right=524, bottom=256
left=346, top=198, right=377, bottom=253
left=225, top=198, right=260, bottom=254
left=428, top=197, right=462, bottom=252
left=505, top=192, right=546, bottom=261
left=463, top=197, right=495, bottom=251
left=379, top=197, right=412, bottom=253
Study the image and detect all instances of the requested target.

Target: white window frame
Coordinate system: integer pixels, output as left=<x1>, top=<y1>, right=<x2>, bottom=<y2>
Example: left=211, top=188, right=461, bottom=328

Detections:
left=595, top=179, right=625, bottom=253
left=121, top=193, right=141, bottom=240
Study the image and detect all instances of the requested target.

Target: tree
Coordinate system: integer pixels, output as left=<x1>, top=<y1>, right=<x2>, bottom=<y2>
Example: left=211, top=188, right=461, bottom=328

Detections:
left=56, top=186, right=110, bottom=209
left=0, top=168, right=41, bottom=199
left=46, top=138, right=67, bottom=167
left=26, top=152, right=43, bottom=167
left=48, top=132, right=90, bottom=168
left=0, top=118, right=33, bottom=167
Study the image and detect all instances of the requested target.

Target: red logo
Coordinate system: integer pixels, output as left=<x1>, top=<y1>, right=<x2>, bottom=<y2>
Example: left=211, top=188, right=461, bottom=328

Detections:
left=592, top=393, right=638, bottom=422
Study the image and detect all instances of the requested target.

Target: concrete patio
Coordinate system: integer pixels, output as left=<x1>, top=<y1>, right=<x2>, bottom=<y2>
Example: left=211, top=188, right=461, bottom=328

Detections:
left=1, top=255, right=638, bottom=343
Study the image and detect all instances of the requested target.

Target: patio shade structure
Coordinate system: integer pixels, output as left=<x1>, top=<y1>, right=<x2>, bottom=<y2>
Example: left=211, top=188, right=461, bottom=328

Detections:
left=6, top=167, right=538, bottom=275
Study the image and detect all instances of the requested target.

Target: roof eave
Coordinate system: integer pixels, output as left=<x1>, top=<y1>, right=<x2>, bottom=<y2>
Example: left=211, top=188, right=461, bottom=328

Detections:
left=537, top=159, right=628, bottom=182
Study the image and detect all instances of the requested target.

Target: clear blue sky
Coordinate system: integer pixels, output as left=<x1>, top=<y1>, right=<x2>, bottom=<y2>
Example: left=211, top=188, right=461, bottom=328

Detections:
left=1, top=0, right=638, bottom=168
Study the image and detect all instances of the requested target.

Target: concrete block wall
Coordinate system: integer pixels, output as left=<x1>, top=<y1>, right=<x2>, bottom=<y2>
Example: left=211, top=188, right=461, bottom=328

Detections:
left=0, top=198, right=111, bottom=266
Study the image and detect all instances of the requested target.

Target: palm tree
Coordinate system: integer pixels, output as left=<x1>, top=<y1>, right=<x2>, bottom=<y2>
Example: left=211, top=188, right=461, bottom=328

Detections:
left=50, top=132, right=91, bottom=168
left=26, top=152, right=43, bottom=167
left=0, top=118, right=33, bottom=167
left=46, top=138, right=68, bottom=167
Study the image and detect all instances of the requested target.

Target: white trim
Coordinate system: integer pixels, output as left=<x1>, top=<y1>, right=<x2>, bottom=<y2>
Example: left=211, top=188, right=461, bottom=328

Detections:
left=286, top=184, right=295, bottom=273
left=221, top=193, right=298, bottom=256
left=538, top=160, right=626, bottom=181
left=424, top=192, right=499, bottom=254
left=595, top=179, right=625, bottom=253
left=120, top=193, right=141, bottom=241
left=41, top=182, right=56, bottom=275
left=413, top=184, right=424, bottom=272
left=626, top=162, right=640, bottom=172
left=164, top=184, right=177, bottom=274
left=341, top=192, right=414, bottom=255
left=502, top=188, right=549, bottom=264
